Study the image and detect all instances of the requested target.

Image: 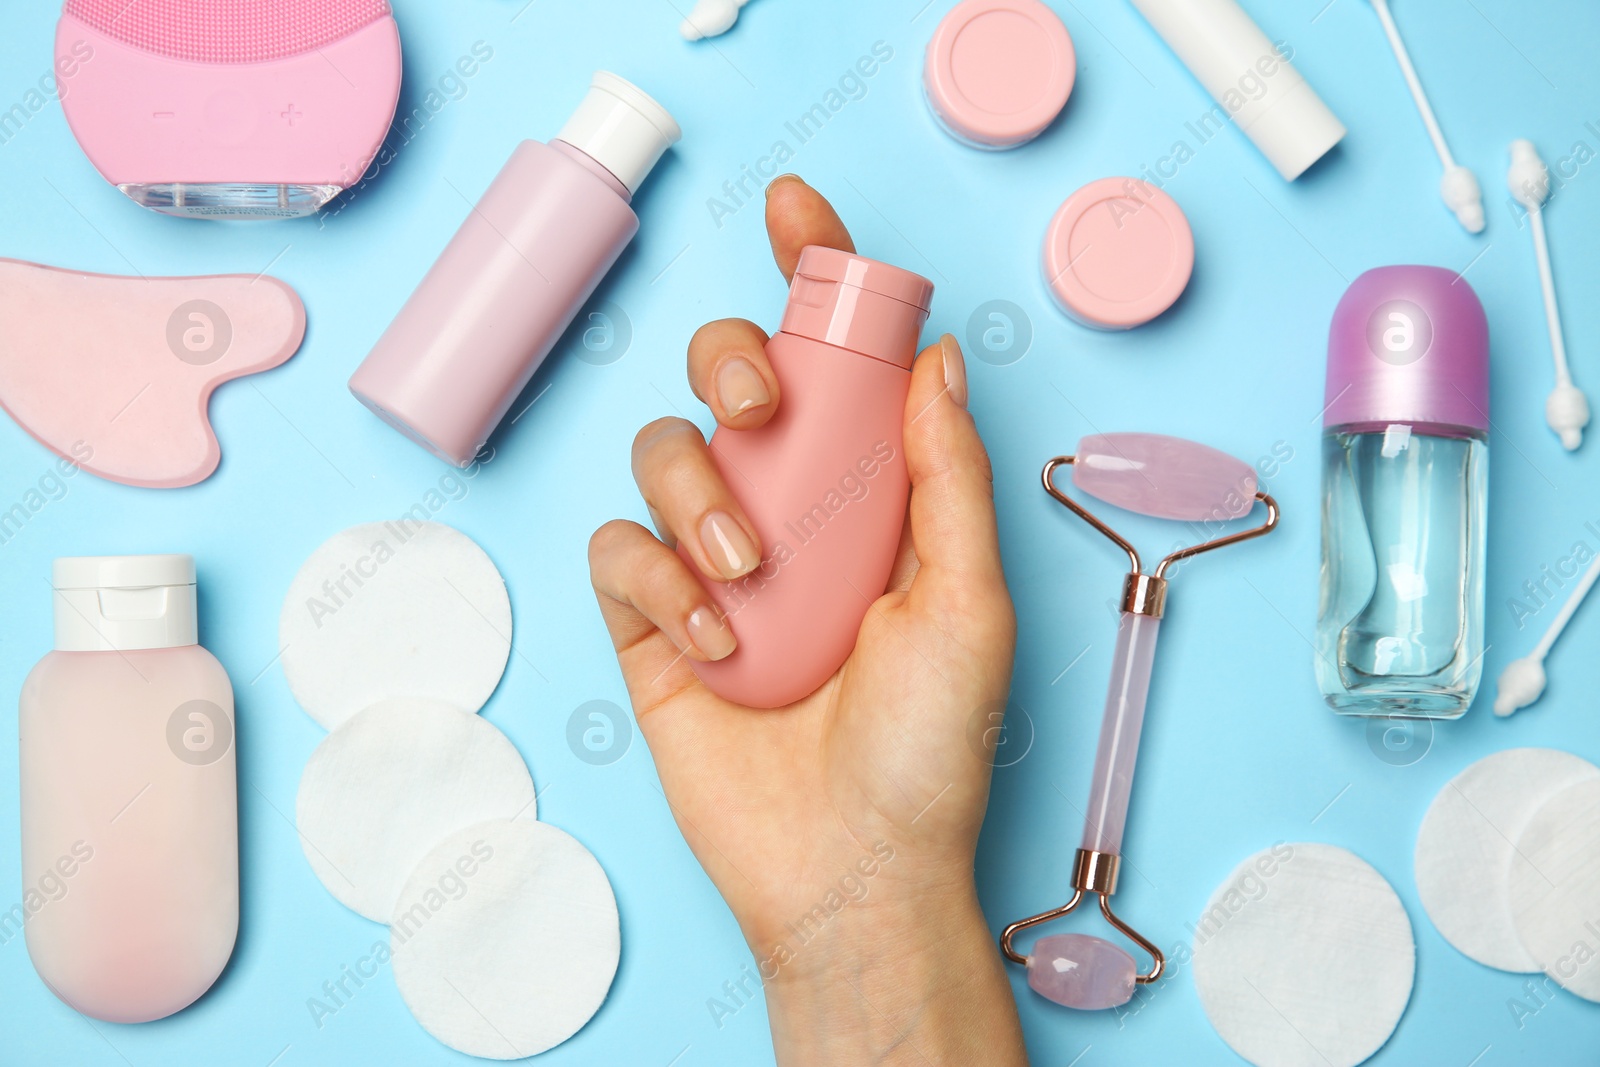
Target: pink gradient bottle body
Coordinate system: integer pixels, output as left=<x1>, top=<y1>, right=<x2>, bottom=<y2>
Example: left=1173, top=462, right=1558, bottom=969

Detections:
left=21, top=650, right=237, bottom=1023
left=19, top=556, right=238, bottom=1023
left=687, top=247, right=934, bottom=708
left=350, top=73, right=681, bottom=465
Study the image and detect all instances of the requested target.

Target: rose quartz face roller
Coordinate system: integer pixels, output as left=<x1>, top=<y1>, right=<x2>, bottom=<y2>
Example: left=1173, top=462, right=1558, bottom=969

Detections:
left=1001, top=433, right=1279, bottom=1010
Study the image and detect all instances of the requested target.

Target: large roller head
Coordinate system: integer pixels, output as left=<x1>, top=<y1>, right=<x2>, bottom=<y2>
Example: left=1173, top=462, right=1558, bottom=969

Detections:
left=1071, top=432, right=1258, bottom=522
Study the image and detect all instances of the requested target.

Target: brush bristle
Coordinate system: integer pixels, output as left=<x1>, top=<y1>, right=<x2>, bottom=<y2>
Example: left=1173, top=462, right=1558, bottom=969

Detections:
left=62, top=0, right=392, bottom=64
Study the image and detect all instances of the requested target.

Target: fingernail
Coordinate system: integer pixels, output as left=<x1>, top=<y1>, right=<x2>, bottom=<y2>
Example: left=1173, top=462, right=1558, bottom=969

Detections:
left=716, top=357, right=771, bottom=417
left=941, top=333, right=968, bottom=409
left=766, top=173, right=803, bottom=198
left=700, top=511, right=759, bottom=579
left=687, top=607, right=736, bottom=661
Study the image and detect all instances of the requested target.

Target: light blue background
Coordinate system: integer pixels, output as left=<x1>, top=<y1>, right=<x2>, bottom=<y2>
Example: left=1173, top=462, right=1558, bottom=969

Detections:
left=2, top=0, right=1599, bottom=1063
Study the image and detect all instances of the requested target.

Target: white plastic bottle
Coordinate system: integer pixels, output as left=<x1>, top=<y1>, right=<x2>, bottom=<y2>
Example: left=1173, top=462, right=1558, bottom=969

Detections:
left=19, top=555, right=238, bottom=1022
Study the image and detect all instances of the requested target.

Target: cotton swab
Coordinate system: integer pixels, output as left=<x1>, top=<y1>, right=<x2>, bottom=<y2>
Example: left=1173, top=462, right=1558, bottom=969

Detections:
left=680, top=0, right=751, bottom=40
left=1495, top=550, right=1600, bottom=716
left=1366, top=0, right=1485, bottom=233
left=1509, top=139, right=1591, bottom=452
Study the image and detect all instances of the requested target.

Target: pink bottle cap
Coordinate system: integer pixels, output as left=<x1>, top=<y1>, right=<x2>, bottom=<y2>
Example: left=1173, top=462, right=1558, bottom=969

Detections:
left=923, top=0, right=1075, bottom=150
left=1324, top=265, right=1490, bottom=435
left=1042, top=177, right=1194, bottom=330
left=779, top=246, right=934, bottom=370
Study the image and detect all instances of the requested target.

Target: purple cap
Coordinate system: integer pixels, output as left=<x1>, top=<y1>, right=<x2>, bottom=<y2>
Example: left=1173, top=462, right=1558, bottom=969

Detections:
left=1324, top=266, right=1490, bottom=433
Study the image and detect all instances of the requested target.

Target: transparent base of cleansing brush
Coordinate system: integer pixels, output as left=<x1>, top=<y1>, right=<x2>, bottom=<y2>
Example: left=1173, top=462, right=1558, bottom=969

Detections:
left=119, top=183, right=343, bottom=220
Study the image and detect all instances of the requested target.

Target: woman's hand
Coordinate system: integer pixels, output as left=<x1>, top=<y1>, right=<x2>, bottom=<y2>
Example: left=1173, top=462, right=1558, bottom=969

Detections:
left=589, top=175, right=1027, bottom=1066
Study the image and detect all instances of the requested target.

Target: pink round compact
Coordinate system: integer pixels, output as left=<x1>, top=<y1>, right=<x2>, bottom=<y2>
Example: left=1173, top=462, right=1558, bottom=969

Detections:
left=1041, top=178, right=1195, bottom=330
left=924, top=0, right=1075, bottom=150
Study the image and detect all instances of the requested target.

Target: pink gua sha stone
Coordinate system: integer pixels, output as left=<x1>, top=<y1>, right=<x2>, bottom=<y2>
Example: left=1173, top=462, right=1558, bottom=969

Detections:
left=0, top=258, right=305, bottom=488
left=1027, top=933, right=1138, bottom=1010
left=1072, top=432, right=1257, bottom=521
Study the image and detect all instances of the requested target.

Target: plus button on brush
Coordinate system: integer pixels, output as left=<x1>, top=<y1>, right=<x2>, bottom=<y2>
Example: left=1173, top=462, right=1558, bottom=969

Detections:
left=281, top=104, right=302, bottom=126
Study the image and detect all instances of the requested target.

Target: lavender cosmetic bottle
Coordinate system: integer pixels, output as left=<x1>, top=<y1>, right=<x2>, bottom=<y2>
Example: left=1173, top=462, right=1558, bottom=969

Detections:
left=1316, top=266, right=1490, bottom=718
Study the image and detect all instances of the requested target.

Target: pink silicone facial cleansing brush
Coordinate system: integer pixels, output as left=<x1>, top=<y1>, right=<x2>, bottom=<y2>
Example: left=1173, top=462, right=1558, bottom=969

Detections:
left=55, top=0, right=401, bottom=219
left=684, top=247, right=934, bottom=709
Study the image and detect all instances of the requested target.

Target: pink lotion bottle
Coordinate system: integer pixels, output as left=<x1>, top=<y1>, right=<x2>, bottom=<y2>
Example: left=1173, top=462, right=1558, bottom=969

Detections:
left=350, top=72, right=681, bottom=465
left=687, top=247, right=934, bottom=708
left=19, top=556, right=238, bottom=1023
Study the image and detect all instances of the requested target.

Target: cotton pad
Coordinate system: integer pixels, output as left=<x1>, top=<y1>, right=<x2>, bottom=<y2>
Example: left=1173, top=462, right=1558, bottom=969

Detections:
left=295, top=699, right=536, bottom=922
left=280, top=522, right=512, bottom=728
left=1192, top=843, right=1414, bottom=1067
left=390, top=820, right=620, bottom=1059
left=1507, top=778, right=1600, bottom=1002
left=1415, top=748, right=1600, bottom=972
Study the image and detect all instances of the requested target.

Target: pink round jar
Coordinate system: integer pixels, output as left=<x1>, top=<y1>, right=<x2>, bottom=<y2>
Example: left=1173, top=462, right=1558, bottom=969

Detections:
left=1042, top=177, right=1195, bottom=330
left=923, top=0, right=1076, bottom=150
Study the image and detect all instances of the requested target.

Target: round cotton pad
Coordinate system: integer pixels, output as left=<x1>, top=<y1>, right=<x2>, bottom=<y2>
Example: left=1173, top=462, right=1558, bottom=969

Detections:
left=296, top=699, right=536, bottom=922
left=1042, top=177, right=1194, bottom=330
left=923, top=0, right=1076, bottom=149
left=1192, top=844, right=1414, bottom=1067
left=280, top=522, right=512, bottom=728
left=1507, top=778, right=1600, bottom=1001
left=390, top=820, right=620, bottom=1059
left=1415, top=748, right=1599, bottom=972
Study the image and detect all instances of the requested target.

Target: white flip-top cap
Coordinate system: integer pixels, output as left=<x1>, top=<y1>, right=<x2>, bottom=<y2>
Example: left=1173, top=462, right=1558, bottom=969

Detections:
left=53, top=554, right=198, bottom=652
left=555, top=71, right=681, bottom=196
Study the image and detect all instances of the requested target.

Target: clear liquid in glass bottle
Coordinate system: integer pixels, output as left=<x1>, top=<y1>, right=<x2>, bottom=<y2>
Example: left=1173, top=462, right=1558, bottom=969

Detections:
left=1315, top=267, right=1491, bottom=719
left=1318, top=425, right=1487, bottom=716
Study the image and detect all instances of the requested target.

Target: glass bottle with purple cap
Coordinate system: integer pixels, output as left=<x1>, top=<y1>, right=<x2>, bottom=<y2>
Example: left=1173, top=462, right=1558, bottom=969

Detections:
left=1317, top=266, right=1490, bottom=719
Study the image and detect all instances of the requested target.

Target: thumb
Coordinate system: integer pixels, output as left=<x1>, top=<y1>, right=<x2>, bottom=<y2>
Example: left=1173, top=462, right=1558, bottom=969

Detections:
left=900, top=334, right=1008, bottom=612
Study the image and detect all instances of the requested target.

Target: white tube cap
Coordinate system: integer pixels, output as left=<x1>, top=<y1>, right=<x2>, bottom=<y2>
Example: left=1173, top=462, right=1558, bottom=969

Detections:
left=53, top=554, right=198, bottom=652
left=556, top=72, right=681, bottom=197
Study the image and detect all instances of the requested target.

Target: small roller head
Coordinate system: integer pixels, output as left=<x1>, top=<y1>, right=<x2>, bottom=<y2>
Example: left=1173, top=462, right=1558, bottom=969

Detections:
left=1027, top=933, right=1138, bottom=1010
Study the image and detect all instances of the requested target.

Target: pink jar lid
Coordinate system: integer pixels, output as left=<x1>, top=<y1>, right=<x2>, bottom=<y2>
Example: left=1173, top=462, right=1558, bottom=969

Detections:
left=924, top=0, right=1075, bottom=150
left=1041, top=177, right=1194, bottom=330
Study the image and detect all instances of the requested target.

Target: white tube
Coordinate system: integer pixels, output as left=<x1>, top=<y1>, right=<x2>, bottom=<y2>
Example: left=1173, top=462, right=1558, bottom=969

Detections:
left=1128, top=0, right=1346, bottom=180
